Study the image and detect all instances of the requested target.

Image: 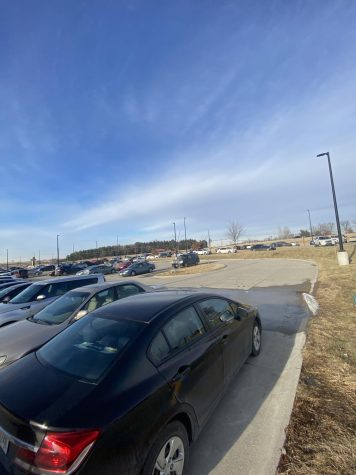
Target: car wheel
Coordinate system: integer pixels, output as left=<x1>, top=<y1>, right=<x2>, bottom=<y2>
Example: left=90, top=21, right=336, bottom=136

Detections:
left=131, top=271, right=136, bottom=276
left=251, top=321, right=261, bottom=356
left=111, top=269, right=115, bottom=274
left=149, top=267, right=153, bottom=273
left=142, top=421, right=188, bottom=475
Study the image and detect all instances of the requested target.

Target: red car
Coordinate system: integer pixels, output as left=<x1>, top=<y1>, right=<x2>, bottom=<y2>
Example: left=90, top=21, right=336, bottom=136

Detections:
left=116, top=259, right=134, bottom=271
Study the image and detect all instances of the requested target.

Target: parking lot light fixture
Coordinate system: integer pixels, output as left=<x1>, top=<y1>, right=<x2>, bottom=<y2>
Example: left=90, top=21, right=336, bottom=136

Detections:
left=173, top=222, right=177, bottom=256
left=56, top=235, right=60, bottom=266
left=307, top=209, right=314, bottom=242
left=316, top=152, right=348, bottom=264
left=184, top=217, right=188, bottom=253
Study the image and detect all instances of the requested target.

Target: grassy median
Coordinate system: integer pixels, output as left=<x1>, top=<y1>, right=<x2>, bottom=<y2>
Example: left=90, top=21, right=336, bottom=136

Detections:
left=206, top=245, right=356, bottom=474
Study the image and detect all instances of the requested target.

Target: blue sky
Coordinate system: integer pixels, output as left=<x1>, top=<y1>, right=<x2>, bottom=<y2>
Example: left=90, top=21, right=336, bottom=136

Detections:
left=1, top=0, right=356, bottom=261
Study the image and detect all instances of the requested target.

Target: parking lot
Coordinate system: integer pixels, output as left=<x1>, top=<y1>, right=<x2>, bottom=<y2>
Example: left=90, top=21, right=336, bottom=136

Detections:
left=2, top=258, right=317, bottom=475
left=107, top=258, right=317, bottom=474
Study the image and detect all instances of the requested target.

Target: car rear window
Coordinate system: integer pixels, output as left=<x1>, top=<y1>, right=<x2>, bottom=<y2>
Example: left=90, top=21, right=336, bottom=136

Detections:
left=37, top=316, right=142, bottom=382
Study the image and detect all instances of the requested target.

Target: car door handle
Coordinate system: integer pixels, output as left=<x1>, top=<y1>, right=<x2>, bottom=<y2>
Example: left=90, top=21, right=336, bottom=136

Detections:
left=221, top=335, right=229, bottom=345
left=172, top=365, right=191, bottom=382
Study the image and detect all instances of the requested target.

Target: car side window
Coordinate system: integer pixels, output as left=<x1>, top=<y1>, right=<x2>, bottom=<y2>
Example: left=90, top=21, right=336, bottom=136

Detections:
left=39, top=282, right=68, bottom=298
left=68, top=278, right=99, bottom=290
left=84, top=288, right=116, bottom=312
left=162, top=306, right=205, bottom=352
left=149, top=331, right=170, bottom=364
left=198, top=298, right=236, bottom=328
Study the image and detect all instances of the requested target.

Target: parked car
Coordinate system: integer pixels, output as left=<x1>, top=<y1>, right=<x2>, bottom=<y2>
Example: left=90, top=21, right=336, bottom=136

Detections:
left=217, top=247, right=236, bottom=254
left=116, top=259, right=134, bottom=271
left=196, top=248, right=211, bottom=255
left=172, top=252, right=200, bottom=268
left=55, top=263, right=88, bottom=276
left=0, top=281, right=152, bottom=369
left=158, top=251, right=172, bottom=258
left=270, top=241, right=292, bottom=247
left=10, top=268, right=32, bottom=278
left=0, top=283, right=32, bottom=304
left=120, top=261, right=155, bottom=276
left=76, top=264, right=115, bottom=276
left=37, top=264, right=55, bottom=276
left=330, top=235, right=347, bottom=244
left=0, top=275, right=105, bottom=327
left=250, top=244, right=271, bottom=251
left=0, top=291, right=261, bottom=475
left=313, top=236, right=334, bottom=246
left=0, top=281, right=26, bottom=292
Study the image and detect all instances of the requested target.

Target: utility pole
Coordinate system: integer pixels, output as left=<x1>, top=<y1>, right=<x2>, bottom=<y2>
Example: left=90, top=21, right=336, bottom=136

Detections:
left=38, top=250, right=41, bottom=266
left=6, top=249, right=9, bottom=271
left=116, top=235, right=119, bottom=256
left=184, top=217, right=188, bottom=253
left=307, top=210, right=313, bottom=242
left=56, top=235, right=60, bottom=266
left=173, top=222, right=177, bottom=255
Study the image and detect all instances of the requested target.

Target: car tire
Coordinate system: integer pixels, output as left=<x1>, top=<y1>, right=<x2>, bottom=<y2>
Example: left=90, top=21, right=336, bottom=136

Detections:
left=131, top=271, right=136, bottom=276
left=149, top=268, right=153, bottom=273
left=142, top=421, right=189, bottom=475
left=251, top=320, right=261, bottom=356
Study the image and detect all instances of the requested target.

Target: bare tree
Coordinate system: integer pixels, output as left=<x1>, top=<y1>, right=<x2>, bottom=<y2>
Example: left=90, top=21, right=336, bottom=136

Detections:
left=341, top=220, right=353, bottom=233
left=226, top=221, right=245, bottom=246
left=277, top=226, right=293, bottom=239
left=314, top=222, right=334, bottom=235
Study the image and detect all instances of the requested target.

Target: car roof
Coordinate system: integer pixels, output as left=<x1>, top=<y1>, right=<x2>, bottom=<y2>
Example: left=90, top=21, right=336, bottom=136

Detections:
left=88, top=290, right=221, bottom=323
left=29, top=275, right=104, bottom=285
left=68, top=280, right=151, bottom=294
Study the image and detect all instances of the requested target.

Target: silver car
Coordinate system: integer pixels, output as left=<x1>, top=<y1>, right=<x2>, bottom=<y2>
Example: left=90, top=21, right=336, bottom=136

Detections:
left=0, top=281, right=152, bottom=368
left=0, top=275, right=105, bottom=327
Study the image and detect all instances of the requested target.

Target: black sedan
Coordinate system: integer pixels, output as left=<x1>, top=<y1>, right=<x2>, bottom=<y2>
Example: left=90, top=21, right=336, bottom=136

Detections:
left=0, top=291, right=261, bottom=475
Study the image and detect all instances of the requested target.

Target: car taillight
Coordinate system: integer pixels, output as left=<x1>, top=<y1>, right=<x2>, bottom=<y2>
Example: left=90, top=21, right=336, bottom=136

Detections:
left=15, top=429, right=100, bottom=474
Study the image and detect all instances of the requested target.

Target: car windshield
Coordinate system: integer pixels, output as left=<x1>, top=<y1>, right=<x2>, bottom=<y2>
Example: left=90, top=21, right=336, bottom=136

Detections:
left=37, top=316, right=143, bottom=383
left=0, top=285, right=23, bottom=299
left=32, top=291, right=90, bottom=325
left=9, top=284, right=44, bottom=304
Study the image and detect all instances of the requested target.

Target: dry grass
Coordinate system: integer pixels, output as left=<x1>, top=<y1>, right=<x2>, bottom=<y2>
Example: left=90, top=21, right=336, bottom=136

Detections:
left=203, top=245, right=356, bottom=473
left=262, top=245, right=356, bottom=475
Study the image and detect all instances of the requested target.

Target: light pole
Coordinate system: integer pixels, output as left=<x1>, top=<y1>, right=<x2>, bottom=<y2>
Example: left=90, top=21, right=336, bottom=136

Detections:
left=116, top=235, right=119, bottom=257
left=96, top=241, right=98, bottom=262
left=307, top=210, right=314, bottom=242
left=184, top=217, right=188, bottom=253
left=6, top=249, right=8, bottom=271
left=317, top=152, right=348, bottom=264
left=316, top=152, right=344, bottom=251
left=173, top=222, right=177, bottom=255
left=56, top=235, right=60, bottom=266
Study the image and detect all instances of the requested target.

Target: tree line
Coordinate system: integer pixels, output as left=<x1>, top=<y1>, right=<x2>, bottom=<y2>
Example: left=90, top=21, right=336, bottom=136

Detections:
left=66, top=239, right=208, bottom=261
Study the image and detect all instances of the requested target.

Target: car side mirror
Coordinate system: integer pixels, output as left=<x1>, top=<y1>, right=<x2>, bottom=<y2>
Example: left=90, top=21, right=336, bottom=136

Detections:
left=36, top=294, right=46, bottom=301
left=219, top=311, right=234, bottom=323
left=74, top=309, right=88, bottom=321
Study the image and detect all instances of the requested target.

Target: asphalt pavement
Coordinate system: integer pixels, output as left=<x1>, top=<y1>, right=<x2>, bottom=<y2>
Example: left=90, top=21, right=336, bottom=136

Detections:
left=133, top=258, right=317, bottom=475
